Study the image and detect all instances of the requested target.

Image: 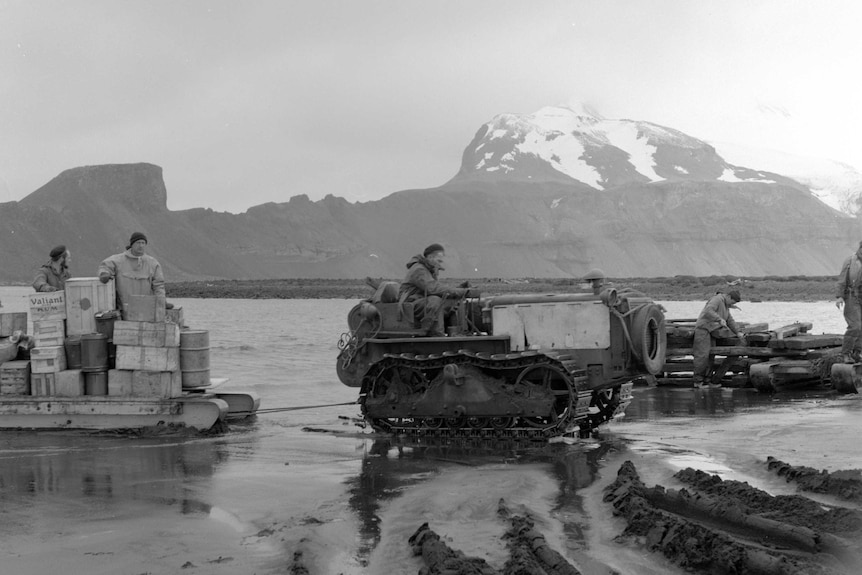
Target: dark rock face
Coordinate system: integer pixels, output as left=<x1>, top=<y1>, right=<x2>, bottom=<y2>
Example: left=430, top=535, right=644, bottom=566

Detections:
left=3, top=105, right=862, bottom=281
left=22, top=163, right=168, bottom=214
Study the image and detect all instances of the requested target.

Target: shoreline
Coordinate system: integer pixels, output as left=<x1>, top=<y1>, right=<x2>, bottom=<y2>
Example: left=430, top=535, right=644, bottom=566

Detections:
left=163, top=276, right=839, bottom=301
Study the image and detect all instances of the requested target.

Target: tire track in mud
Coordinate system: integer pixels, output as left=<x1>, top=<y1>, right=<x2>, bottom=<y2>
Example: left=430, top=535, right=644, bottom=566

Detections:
left=603, top=460, right=862, bottom=575
left=766, top=456, right=862, bottom=503
left=408, top=500, right=582, bottom=575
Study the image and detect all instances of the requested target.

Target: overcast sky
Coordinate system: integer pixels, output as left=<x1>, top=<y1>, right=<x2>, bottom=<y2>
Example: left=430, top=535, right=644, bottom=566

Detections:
left=2, top=1, right=860, bottom=213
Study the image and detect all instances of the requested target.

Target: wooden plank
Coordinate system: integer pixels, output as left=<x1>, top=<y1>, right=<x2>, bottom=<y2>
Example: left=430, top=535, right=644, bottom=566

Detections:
left=768, top=334, right=843, bottom=350
left=772, top=322, right=813, bottom=340
left=740, top=323, right=769, bottom=333
left=667, top=346, right=808, bottom=358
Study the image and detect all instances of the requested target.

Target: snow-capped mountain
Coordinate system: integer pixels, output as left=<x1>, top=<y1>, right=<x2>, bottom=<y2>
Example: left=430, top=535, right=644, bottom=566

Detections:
left=453, top=105, right=797, bottom=190
left=709, top=141, right=862, bottom=217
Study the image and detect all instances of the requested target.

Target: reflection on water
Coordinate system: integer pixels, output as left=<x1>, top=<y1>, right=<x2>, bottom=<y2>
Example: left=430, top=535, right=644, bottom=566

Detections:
left=347, top=436, right=617, bottom=566
left=621, top=385, right=835, bottom=420
left=0, top=433, right=230, bottom=517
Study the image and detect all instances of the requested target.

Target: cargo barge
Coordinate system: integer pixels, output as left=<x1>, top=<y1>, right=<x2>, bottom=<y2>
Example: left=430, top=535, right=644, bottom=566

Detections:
left=0, top=279, right=259, bottom=431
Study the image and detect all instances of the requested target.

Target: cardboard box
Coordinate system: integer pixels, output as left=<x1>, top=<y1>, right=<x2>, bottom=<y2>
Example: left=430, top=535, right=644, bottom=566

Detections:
left=112, top=320, right=181, bottom=348
left=108, top=369, right=181, bottom=398
left=0, top=360, right=31, bottom=395
left=31, top=372, right=57, bottom=396
left=115, top=345, right=179, bottom=372
left=29, top=292, right=66, bottom=321
left=32, top=319, right=66, bottom=348
left=30, top=346, right=67, bottom=373
left=56, top=369, right=85, bottom=397
left=123, top=295, right=166, bottom=322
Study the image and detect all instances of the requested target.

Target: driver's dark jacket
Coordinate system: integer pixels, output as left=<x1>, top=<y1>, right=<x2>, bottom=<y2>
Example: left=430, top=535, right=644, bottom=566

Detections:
left=398, top=254, right=467, bottom=301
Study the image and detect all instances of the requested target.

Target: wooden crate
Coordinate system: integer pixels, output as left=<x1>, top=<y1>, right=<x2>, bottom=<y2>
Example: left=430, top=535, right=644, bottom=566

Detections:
left=65, top=277, right=116, bottom=336
left=0, top=360, right=31, bottom=395
left=112, top=320, right=180, bottom=348
left=30, top=346, right=67, bottom=373
left=123, top=295, right=166, bottom=322
left=115, top=345, right=179, bottom=372
left=32, top=319, right=66, bottom=348
left=56, top=369, right=85, bottom=397
left=0, top=312, right=28, bottom=337
left=108, top=369, right=181, bottom=398
left=29, top=291, right=66, bottom=321
left=31, top=372, right=57, bottom=396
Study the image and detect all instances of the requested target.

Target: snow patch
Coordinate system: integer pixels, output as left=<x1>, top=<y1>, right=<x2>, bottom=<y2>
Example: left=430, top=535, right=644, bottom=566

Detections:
left=604, top=123, right=664, bottom=182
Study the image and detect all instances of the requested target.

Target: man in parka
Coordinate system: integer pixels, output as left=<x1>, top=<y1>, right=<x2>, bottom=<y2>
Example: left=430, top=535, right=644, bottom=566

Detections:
left=399, top=243, right=468, bottom=337
left=835, top=240, right=862, bottom=363
left=32, top=245, right=72, bottom=292
left=98, top=232, right=165, bottom=314
left=692, top=290, right=746, bottom=387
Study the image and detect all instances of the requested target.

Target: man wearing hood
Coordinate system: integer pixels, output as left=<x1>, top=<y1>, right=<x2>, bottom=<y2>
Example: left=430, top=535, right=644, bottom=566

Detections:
left=692, top=290, right=746, bottom=387
left=32, top=245, right=72, bottom=292
left=399, top=243, right=468, bottom=337
left=98, top=232, right=165, bottom=312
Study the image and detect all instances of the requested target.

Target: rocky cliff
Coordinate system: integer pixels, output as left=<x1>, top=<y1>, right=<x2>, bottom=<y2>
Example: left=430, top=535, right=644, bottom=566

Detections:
left=2, top=107, right=861, bottom=283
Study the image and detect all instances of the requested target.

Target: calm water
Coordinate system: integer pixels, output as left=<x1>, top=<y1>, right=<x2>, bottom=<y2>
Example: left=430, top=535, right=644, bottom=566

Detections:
left=0, top=286, right=858, bottom=574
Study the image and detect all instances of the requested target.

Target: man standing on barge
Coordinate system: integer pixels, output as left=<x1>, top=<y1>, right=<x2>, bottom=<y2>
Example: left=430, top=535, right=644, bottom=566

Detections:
left=399, top=243, right=469, bottom=337
left=692, top=290, right=746, bottom=387
left=32, top=245, right=72, bottom=292
left=835, top=241, right=862, bottom=363
left=98, top=232, right=165, bottom=314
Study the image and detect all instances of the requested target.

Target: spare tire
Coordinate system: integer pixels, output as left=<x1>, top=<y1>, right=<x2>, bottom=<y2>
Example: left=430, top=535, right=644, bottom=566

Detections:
left=630, top=304, right=667, bottom=375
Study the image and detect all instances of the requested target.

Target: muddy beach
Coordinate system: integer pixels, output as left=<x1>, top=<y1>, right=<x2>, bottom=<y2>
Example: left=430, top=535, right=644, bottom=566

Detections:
left=1, top=294, right=860, bottom=574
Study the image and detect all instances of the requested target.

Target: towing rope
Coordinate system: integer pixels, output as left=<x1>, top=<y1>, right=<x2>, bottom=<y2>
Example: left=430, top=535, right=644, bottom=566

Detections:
left=232, top=400, right=357, bottom=416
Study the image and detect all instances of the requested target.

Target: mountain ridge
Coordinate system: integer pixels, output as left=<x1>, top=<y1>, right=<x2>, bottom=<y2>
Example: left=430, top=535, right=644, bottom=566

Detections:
left=1, top=107, right=861, bottom=283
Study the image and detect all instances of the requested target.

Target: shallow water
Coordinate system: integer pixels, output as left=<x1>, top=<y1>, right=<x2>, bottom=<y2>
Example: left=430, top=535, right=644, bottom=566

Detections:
left=0, top=287, right=858, bottom=574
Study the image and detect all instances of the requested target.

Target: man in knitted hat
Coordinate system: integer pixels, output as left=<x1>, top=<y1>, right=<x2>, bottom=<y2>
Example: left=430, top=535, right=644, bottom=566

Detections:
left=835, top=240, right=862, bottom=363
left=98, top=231, right=165, bottom=314
left=398, top=243, right=469, bottom=337
left=32, top=245, right=72, bottom=292
left=692, top=290, right=746, bottom=387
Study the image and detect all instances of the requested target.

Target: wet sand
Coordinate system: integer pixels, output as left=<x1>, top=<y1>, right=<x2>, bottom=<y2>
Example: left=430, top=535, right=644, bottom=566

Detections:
left=4, top=386, right=858, bottom=575
left=1, top=293, right=859, bottom=574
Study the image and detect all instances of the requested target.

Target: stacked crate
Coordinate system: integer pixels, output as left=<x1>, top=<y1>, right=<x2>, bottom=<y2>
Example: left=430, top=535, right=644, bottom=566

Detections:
left=26, top=280, right=118, bottom=397
left=28, top=292, right=68, bottom=396
left=0, top=360, right=31, bottom=396
left=110, top=295, right=182, bottom=399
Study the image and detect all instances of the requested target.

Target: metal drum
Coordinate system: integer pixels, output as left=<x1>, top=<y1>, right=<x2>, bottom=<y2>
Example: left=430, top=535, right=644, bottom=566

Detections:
left=180, top=329, right=210, bottom=388
left=64, top=335, right=82, bottom=369
left=84, top=371, right=108, bottom=395
left=80, top=333, right=108, bottom=373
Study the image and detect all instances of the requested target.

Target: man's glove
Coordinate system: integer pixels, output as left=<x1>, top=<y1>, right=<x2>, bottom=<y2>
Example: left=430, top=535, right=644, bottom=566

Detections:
left=836, top=296, right=845, bottom=309
left=737, top=333, right=747, bottom=345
